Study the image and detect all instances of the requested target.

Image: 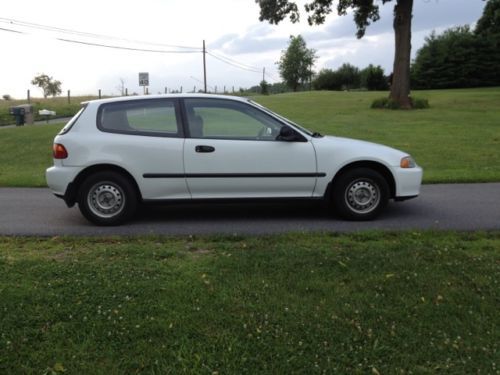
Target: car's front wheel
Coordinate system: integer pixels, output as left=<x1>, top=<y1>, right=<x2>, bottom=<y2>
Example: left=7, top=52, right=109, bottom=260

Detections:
left=332, top=168, right=389, bottom=221
left=78, top=171, right=137, bottom=226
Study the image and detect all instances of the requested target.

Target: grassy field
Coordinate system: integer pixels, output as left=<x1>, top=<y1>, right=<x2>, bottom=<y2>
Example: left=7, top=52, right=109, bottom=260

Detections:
left=0, top=231, right=498, bottom=374
left=0, top=125, right=60, bottom=187
left=0, top=88, right=499, bottom=186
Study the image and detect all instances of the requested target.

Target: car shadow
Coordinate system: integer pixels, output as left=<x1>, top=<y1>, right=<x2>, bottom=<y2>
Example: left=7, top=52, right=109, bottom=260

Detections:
left=136, top=201, right=330, bottom=222
left=133, top=200, right=419, bottom=224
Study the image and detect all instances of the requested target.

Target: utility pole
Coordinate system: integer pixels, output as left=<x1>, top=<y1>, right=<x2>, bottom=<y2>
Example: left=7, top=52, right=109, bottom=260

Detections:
left=262, top=67, right=265, bottom=82
left=203, top=40, right=207, bottom=93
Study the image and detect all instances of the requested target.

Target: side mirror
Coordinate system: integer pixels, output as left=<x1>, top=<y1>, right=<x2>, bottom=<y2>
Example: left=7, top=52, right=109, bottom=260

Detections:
left=277, top=126, right=305, bottom=142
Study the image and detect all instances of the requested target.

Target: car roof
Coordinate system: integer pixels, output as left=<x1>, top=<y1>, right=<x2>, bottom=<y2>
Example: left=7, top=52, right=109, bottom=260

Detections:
left=81, top=93, right=253, bottom=106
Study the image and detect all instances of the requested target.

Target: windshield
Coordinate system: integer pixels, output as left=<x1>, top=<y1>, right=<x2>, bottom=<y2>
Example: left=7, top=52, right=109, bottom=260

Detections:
left=248, top=100, right=314, bottom=136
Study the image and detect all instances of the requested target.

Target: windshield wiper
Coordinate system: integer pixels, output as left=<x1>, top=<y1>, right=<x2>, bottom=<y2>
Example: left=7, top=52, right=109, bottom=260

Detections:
left=312, top=132, right=323, bottom=138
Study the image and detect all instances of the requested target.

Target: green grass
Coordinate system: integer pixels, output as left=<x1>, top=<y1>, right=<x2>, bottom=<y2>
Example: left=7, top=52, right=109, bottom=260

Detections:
left=0, top=125, right=60, bottom=187
left=0, top=231, right=498, bottom=373
left=1, top=88, right=499, bottom=186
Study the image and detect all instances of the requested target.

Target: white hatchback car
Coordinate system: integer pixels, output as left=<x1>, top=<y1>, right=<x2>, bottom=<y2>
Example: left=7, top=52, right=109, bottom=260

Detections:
left=46, top=94, right=422, bottom=225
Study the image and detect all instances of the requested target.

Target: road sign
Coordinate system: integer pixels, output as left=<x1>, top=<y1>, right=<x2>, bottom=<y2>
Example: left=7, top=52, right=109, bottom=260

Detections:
left=139, top=72, right=149, bottom=86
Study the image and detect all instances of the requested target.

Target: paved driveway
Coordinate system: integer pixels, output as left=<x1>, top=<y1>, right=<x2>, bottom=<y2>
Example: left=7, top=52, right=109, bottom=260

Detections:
left=0, top=183, right=499, bottom=236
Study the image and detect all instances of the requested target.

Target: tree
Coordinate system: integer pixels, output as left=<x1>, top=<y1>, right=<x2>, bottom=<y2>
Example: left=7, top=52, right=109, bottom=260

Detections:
left=412, top=27, right=483, bottom=89
left=313, top=68, right=343, bottom=90
left=475, top=0, right=500, bottom=85
left=411, top=0, right=500, bottom=90
left=31, top=74, right=62, bottom=98
left=256, top=0, right=415, bottom=108
left=361, top=64, right=389, bottom=90
left=475, top=0, right=500, bottom=37
left=278, top=35, right=317, bottom=91
left=335, top=63, right=361, bottom=90
left=116, top=77, right=126, bottom=96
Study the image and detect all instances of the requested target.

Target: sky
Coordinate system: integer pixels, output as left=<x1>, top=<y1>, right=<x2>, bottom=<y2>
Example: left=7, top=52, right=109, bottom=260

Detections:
left=1, top=0, right=487, bottom=98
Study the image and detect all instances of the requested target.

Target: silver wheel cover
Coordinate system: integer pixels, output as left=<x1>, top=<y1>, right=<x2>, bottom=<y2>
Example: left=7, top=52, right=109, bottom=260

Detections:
left=87, top=182, right=125, bottom=219
left=344, top=178, right=380, bottom=215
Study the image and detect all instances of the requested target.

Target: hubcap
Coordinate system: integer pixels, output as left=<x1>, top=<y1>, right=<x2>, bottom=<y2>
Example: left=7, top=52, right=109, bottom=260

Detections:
left=345, top=179, right=380, bottom=214
left=87, top=182, right=125, bottom=218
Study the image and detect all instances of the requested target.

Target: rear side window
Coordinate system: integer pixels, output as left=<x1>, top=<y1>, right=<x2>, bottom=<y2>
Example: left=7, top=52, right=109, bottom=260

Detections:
left=98, top=99, right=182, bottom=137
left=59, top=105, right=87, bottom=135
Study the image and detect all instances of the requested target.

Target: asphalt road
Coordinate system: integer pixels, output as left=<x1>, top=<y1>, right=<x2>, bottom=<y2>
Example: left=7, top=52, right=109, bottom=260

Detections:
left=0, top=183, right=499, bottom=236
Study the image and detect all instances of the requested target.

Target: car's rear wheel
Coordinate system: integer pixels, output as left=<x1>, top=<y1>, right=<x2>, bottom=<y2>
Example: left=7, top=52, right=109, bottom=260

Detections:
left=78, top=171, right=137, bottom=226
left=332, top=168, right=389, bottom=220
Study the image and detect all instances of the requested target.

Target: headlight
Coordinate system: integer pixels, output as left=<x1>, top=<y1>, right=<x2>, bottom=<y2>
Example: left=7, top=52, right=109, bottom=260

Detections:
left=400, top=156, right=416, bottom=168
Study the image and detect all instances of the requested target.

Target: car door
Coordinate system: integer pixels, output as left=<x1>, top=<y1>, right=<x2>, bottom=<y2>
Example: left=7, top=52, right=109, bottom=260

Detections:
left=182, top=98, right=318, bottom=199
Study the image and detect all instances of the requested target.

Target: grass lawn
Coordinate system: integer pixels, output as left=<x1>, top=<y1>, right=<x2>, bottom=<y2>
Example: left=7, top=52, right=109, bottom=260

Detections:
left=0, top=88, right=499, bottom=186
left=0, top=125, right=60, bottom=187
left=0, top=231, right=498, bottom=373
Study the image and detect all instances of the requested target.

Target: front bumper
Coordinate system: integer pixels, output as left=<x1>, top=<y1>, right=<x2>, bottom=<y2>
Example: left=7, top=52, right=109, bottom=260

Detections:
left=393, top=166, right=423, bottom=198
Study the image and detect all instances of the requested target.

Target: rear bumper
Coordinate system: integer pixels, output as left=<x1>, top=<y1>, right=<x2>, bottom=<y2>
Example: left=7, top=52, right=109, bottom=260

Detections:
left=46, top=166, right=81, bottom=206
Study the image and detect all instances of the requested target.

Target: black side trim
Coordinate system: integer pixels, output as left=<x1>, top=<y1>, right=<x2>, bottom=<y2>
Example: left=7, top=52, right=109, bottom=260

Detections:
left=143, top=173, right=185, bottom=178
left=143, top=173, right=326, bottom=179
left=142, top=197, right=325, bottom=204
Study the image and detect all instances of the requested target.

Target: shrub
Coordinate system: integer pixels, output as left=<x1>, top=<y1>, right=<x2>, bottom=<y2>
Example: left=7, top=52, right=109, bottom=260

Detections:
left=411, top=97, right=430, bottom=109
left=371, top=97, right=430, bottom=110
left=371, top=97, right=397, bottom=109
left=2, top=94, right=12, bottom=101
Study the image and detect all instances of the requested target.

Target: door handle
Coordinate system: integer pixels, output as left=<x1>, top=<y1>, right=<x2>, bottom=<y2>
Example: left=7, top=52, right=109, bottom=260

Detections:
left=195, top=145, right=215, bottom=153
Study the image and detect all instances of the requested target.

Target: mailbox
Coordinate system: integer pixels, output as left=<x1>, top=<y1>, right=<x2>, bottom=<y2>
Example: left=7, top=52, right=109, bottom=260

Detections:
left=39, top=109, right=57, bottom=123
left=9, top=104, right=34, bottom=126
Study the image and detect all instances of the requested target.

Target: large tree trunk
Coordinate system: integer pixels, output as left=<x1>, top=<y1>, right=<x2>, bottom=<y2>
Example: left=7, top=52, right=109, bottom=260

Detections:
left=390, top=0, right=413, bottom=109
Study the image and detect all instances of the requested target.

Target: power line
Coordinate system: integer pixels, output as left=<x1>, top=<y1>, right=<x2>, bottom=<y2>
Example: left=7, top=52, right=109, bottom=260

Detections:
left=207, top=50, right=262, bottom=72
left=207, top=51, right=261, bottom=73
left=1, top=17, right=281, bottom=84
left=57, top=38, right=201, bottom=54
left=0, top=26, right=23, bottom=34
left=0, top=17, right=200, bottom=51
left=265, top=72, right=280, bottom=82
left=207, top=50, right=279, bottom=82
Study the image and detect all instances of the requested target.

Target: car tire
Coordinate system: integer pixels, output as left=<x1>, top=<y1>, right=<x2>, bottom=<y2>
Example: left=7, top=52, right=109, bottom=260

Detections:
left=332, top=168, right=389, bottom=221
left=78, top=171, right=137, bottom=226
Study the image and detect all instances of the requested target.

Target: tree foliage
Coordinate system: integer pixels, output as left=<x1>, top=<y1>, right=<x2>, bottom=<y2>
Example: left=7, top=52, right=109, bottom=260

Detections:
left=260, top=80, right=270, bottom=95
left=313, top=69, right=343, bottom=91
left=256, top=0, right=390, bottom=37
left=475, top=0, right=500, bottom=37
left=361, top=64, right=389, bottom=91
left=31, top=74, right=62, bottom=98
left=278, top=35, right=317, bottom=91
left=412, top=1, right=500, bottom=89
left=313, top=63, right=388, bottom=91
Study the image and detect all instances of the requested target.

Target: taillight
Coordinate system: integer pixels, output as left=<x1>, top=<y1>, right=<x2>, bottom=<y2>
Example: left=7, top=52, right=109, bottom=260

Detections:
left=53, top=143, right=68, bottom=159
